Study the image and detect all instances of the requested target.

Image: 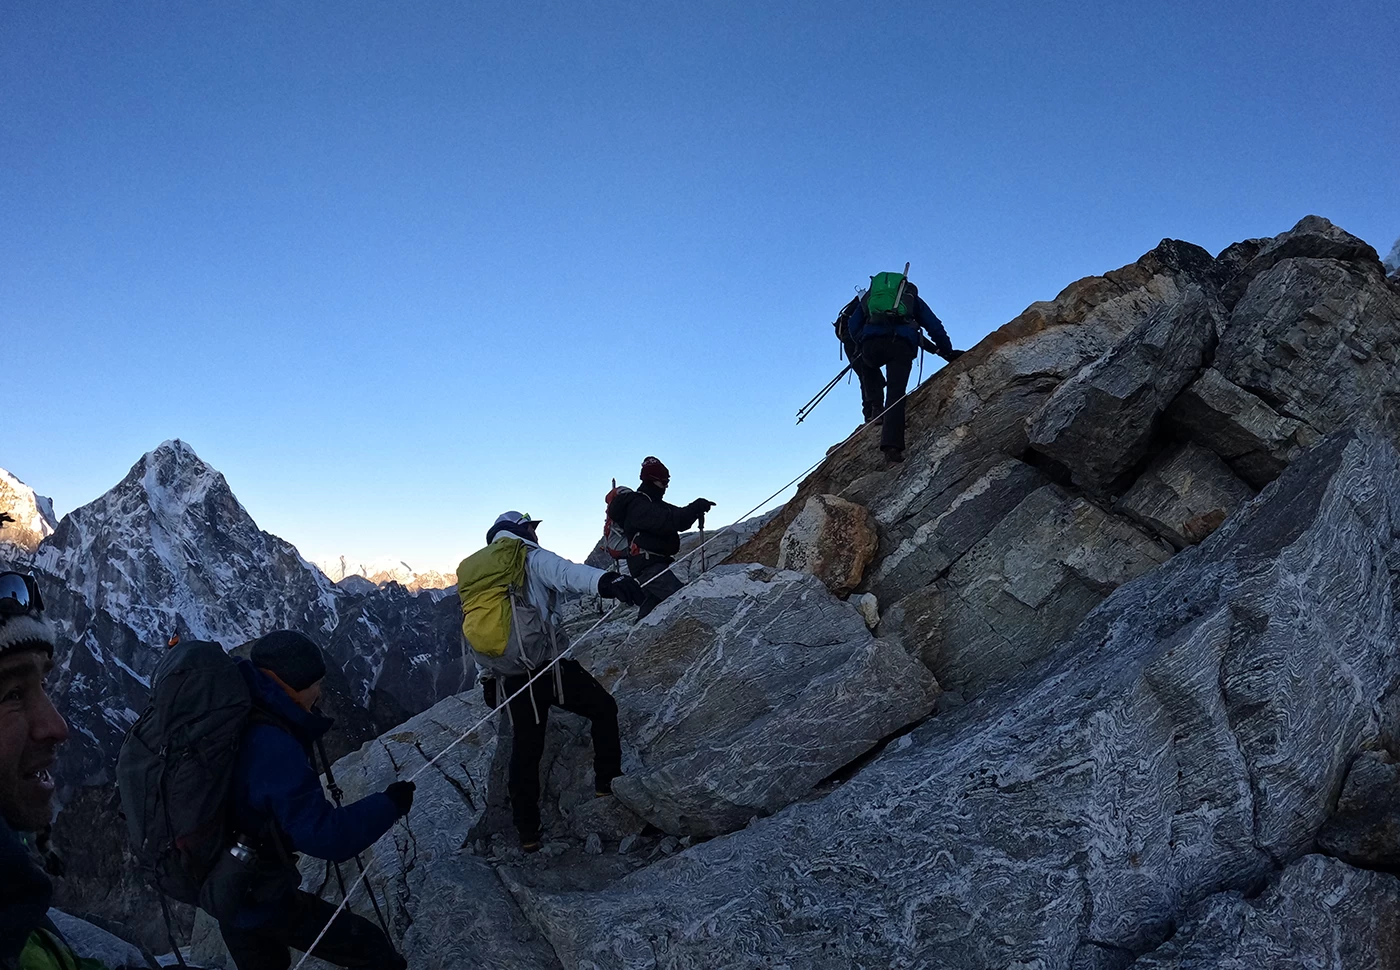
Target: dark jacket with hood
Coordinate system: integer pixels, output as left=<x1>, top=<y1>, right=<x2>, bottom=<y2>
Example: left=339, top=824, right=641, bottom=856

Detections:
left=608, top=481, right=704, bottom=559
left=226, top=660, right=399, bottom=929
left=0, top=818, right=88, bottom=970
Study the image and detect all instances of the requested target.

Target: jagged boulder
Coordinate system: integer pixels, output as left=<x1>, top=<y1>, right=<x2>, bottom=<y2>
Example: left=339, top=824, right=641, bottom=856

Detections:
left=1116, top=442, right=1256, bottom=548
left=775, top=493, right=878, bottom=595
left=1130, top=855, right=1400, bottom=969
left=887, top=483, right=1171, bottom=696
left=1027, top=282, right=1222, bottom=494
left=1165, top=367, right=1319, bottom=487
left=513, top=430, right=1400, bottom=969
left=1219, top=214, right=1383, bottom=307
left=1215, top=222, right=1400, bottom=443
left=861, top=457, right=1048, bottom=606
left=590, top=565, right=939, bottom=837
left=1317, top=751, right=1400, bottom=871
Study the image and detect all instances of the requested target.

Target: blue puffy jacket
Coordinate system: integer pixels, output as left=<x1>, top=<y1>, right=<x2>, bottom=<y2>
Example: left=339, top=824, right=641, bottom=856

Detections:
left=226, top=660, right=398, bottom=928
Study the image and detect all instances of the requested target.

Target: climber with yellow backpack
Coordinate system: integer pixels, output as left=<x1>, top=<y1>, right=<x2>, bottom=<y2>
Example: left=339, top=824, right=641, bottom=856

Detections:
left=455, top=512, right=645, bottom=851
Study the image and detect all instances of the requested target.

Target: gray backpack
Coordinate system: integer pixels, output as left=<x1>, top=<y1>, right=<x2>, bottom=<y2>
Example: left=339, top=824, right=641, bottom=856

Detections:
left=116, top=640, right=251, bottom=905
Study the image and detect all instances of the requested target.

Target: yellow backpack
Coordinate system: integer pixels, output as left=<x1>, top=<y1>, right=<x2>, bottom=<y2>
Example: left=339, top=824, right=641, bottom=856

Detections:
left=456, top=538, right=557, bottom=676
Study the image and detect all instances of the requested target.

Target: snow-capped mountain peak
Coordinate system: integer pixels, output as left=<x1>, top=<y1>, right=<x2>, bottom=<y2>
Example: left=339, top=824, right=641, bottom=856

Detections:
left=33, top=440, right=340, bottom=646
left=316, top=555, right=455, bottom=592
left=0, top=467, right=58, bottom=560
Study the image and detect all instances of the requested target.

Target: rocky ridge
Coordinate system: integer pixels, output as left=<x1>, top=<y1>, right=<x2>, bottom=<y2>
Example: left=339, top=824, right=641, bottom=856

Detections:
left=204, top=216, right=1400, bottom=970
left=36, top=215, right=1400, bottom=969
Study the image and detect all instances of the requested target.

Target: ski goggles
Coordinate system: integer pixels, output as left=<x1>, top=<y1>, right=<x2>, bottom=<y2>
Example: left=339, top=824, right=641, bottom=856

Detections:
left=0, top=572, right=45, bottom=619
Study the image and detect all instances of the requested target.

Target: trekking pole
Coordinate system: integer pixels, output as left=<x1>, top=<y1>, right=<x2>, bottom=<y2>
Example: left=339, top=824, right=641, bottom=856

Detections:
left=892, top=260, right=910, bottom=312
left=796, top=364, right=852, bottom=424
left=315, top=738, right=393, bottom=940
left=698, top=512, right=707, bottom=572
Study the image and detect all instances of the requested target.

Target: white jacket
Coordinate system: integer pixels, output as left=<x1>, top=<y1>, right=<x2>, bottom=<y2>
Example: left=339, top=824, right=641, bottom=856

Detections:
left=492, top=532, right=603, bottom=628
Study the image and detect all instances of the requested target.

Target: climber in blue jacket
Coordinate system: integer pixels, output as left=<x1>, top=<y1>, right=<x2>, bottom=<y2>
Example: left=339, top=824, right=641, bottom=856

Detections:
left=220, top=630, right=412, bottom=970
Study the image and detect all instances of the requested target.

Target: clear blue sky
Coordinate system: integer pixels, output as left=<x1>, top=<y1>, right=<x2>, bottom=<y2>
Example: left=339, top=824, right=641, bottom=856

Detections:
left=5, top=1, right=1397, bottom=569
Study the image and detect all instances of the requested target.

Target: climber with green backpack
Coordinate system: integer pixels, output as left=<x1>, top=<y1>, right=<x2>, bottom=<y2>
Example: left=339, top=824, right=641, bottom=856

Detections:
left=456, top=511, right=645, bottom=851
left=839, top=265, right=962, bottom=462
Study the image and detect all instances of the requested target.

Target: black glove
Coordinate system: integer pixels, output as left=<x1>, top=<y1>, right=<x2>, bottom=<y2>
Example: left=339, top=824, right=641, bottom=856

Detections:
left=481, top=677, right=497, bottom=709
left=384, top=781, right=415, bottom=818
left=942, top=349, right=964, bottom=361
left=598, top=572, right=646, bottom=607
left=687, top=498, right=716, bottom=515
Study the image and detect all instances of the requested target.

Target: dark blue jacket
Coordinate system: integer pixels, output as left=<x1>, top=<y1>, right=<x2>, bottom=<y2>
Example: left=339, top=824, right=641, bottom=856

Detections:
left=228, top=661, right=398, bottom=927
left=847, top=289, right=952, bottom=357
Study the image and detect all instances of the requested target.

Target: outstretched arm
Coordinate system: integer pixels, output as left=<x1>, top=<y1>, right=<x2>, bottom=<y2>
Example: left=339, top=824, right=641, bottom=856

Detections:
left=912, top=297, right=954, bottom=358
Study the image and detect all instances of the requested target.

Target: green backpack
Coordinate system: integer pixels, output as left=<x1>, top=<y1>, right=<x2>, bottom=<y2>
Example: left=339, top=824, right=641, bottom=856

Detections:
left=866, top=271, right=909, bottom=320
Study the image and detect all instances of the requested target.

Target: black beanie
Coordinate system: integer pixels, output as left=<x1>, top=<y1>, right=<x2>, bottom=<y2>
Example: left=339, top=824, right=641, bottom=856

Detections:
left=250, top=630, right=327, bottom=691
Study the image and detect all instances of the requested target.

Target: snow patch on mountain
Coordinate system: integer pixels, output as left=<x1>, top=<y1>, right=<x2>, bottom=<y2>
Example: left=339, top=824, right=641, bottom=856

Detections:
left=0, top=467, right=58, bottom=560
left=1385, top=236, right=1400, bottom=274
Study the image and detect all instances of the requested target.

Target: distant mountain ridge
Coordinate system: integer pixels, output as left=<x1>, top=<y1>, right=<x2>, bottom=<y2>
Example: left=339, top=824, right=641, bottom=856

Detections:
left=315, top=554, right=455, bottom=592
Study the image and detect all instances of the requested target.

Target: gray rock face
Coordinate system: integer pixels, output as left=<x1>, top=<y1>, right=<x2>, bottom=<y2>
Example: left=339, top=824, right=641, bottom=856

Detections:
left=1219, top=214, right=1383, bottom=307
left=1217, top=252, right=1400, bottom=442
left=890, top=483, right=1171, bottom=697
left=514, top=430, right=1400, bottom=969
left=1165, top=367, right=1319, bottom=487
left=1028, top=284, right=1222, bottom=494
left=1130, top=855, right=1400, bottom=969
left=1317, top=750, right=1400, bottom=870
left=289, top=693, right=568, bottom=969
left=862, top=457, right=1048, bottom=607
left=594, top=565, right=938, bottom=838
left=1116, top=442, right=1256, bottom=548
left=775, top=494, right=878, bottom=596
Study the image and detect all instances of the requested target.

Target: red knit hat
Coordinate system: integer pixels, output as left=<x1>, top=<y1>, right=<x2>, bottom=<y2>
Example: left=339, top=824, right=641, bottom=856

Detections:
left=640, top=456, right=670, bottom=485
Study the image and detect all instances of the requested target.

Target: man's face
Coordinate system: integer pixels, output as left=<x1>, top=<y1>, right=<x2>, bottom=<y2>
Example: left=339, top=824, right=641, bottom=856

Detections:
left=0, top=651, right=69, bottom=831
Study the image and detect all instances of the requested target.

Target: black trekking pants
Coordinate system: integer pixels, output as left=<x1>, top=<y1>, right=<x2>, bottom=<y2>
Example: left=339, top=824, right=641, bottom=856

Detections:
left=845, top=338, right=886, bottom=423
left=629, top=556, right=684, bottom=619
left=219, top=890, right=404, bottom=970
left=858, top=335, right=916, bottom=452
left=503, top=658, right=621, bottom=841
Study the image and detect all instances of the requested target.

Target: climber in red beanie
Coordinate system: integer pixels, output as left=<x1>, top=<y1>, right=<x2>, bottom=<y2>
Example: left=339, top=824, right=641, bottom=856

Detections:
left=606, top=457, right=714, bottom=619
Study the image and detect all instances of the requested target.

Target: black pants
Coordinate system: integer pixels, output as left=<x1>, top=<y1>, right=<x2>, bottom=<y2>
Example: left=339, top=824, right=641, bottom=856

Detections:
left=503, top=658, right=621, bottom=841
left=858, top=336, right=916, bottom=452
left=845, top=338, right=886, bottom=422
left=628, top=556, right=684, bottom=619
left=220, top=890, right=404, bottom=970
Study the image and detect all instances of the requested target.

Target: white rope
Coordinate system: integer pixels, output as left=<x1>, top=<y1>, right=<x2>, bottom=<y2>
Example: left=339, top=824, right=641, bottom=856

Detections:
left=290, top=367, right=940, bottom=968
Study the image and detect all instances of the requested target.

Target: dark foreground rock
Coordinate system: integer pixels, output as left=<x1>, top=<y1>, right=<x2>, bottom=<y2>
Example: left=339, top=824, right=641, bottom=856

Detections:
left=1130, top=855, right=1400, bottom=969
